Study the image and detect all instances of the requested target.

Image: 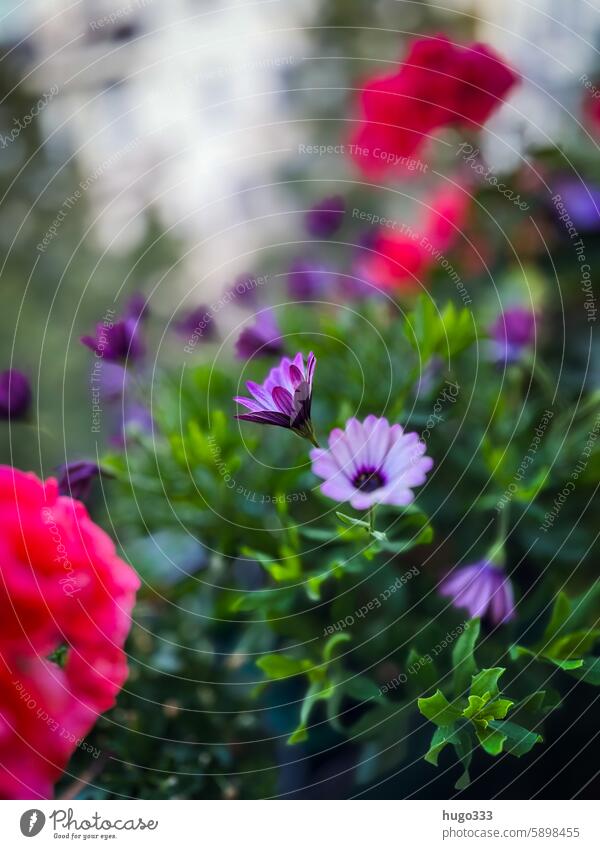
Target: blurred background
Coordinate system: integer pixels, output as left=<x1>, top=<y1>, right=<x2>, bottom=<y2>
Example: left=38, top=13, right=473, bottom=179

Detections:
left=2, top=0, right=600, bottom=471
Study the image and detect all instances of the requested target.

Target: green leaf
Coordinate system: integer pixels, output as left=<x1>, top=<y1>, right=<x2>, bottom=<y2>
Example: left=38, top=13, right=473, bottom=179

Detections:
left=349, top=700, right=406, bottom=739
left=510, top=690, right=561, bottom=727
left=241, top=546, right=302, bottom=582
left=546, top=630, right=600, bottom=661
left=288, top=679, right=335, bottom=745
left=343, top=675, right=383, bottom=703
left=452, top=619, right=480, bottom=698
left=543, top=591, right=572, bottom=643
left=425, top=725, right=457, bottom=766
left=256, top=654, right=311, bottom=680
left=476, top=725, right=507, bottom=756
left=488, top=720, right=543, bottom=756
left=567, top=656, right=600, bottom=685
left=485, top=698, right=514, bottom=720
left=335, top=512, right=370, bottom=529
left=453, top=729, right=474, bottom=790
left=418, top=690, right=463, bottom=726
left=423, top=724, right=473, bottom=789
left=322, top=632, right=351, bottom=664
left=463, top=694, right=489, bottom=721
left=470, top=667, right=505, bottom=700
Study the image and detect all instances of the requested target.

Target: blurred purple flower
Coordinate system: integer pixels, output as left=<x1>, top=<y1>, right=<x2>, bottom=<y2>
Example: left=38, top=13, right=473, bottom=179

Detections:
left=124, top=292, right=150, bottom=322
left=553, top=179, right=600, bottom=230
left=490, top=307, right=536, bottom=363
left=57, top=461, right=100, bottom=501
left=305, top=195, right=346, bottom=238
left=440, top=560, right=515, bottom=625
left=287, top=258, right=331, bottom=301
left=310, top=415, right=433, bottom=510
left=173, top=305, right=217, bottom=341
left=81, top=317, right=144, bottom=363
left=235, top=352, right=317, bottom=443
left=235, top=311, right=284, bottom=360
left=111, top=401, right=154, bottom=447
left=413, top=356, right=443, bottom=397
left=95, top=362, right=128, bottom=402
left=225, top=272, right=266, bottom=305
left=0, top=369, right=31, bottom=420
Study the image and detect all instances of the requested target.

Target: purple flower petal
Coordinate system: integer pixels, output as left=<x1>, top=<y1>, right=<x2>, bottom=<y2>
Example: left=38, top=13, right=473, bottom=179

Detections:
left=311, top=415, right=432, bottom=510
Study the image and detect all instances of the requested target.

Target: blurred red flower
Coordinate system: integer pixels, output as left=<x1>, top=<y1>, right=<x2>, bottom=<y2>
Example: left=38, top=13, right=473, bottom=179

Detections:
left=350, top=35, right=519, bottom=176
left=0, top=467, right=139, bottom=799
left=358, top=184, right=470, bottom=292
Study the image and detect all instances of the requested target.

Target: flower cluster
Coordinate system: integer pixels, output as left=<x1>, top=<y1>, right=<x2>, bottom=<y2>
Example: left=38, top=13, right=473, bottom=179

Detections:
left=350, top=35, right=519, bottom=176
left=0, top=467, right=139, bottom=798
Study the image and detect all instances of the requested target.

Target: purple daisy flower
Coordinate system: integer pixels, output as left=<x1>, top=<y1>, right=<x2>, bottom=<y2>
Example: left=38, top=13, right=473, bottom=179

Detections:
left=57, top=461, right=101, bottom=501
left=81, top=316, right=144, bottom=363
left=310, top=416, right=433, bottom=510
left=305, top=195, right=346, bottom=238
left=439, top=560, right=515, bottom=625
left=235, top=352, right=317, bottom=444
left=490, top=307, right=536, bottom=364
left=0, top=369, right=31, bottom=420
left=235, top=310, right=284, bottom=360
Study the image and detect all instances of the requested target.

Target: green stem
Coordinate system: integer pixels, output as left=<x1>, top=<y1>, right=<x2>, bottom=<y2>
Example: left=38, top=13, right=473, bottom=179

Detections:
left=488, top=506, right=510, bottom=567
left=367, top=507, right=376, bottom=533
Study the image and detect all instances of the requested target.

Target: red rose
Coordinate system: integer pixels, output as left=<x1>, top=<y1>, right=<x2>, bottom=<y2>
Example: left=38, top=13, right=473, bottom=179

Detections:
left=0, top=467, right=139, bottom=799
left=350, top=35, right=519, bottom=176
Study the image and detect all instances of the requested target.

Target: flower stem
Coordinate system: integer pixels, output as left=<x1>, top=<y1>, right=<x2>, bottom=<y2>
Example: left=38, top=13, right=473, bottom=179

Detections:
left=489, top=506, right=510, bottom=567
left=367, top=507, right=376, bottom=533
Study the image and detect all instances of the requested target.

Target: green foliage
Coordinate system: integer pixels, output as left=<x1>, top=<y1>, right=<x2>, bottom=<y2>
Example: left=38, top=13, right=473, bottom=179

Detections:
left=511, top=585, right=600, bottom=682
left=419, top=623, right=545, bottom=788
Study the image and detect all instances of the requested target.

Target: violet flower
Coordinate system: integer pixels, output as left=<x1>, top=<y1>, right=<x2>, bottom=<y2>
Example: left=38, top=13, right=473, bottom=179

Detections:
left=226, top=272, right=265, bottom=305
left=287, top=258, right=331, bottom=301
left=310, top=416, right=433, bottom=509
left=124, top=292, right=149, bottom=322
left=439, top=560, right=515, bottom=625
left=305, top=195, right=346, bottom=238
left=553, top=179, right=600, bottom=231
left=235, top=311, right=284, bottom=360
left=235, top=352, right=317, bottom=444
left=0, top=369, right=31, bottom=420
left=490, top=307, right=536, bottom=364
left=57, top=461, right=100, bottom=501
left=173, top=305, right=217, bottom=341
left=81, top=317, right=144, bottom=363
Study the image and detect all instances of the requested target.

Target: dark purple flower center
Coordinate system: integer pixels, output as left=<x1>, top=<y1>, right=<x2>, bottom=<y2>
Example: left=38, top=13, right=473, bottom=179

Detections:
left=353, top=468, right=385, bottom=493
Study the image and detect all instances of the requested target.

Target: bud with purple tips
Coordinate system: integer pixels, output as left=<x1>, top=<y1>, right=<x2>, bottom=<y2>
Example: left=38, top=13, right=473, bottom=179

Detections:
left=235, top=352, right=317, bottom=445
left=57, top=461, right=101, bottom=501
